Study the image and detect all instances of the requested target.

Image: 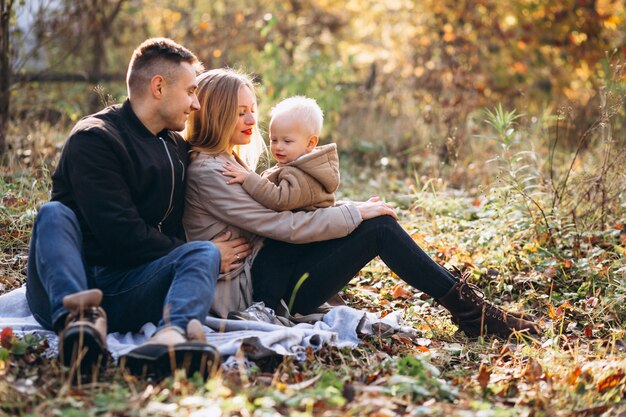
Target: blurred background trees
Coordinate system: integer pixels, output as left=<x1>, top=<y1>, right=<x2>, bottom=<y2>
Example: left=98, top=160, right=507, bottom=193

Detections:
left=2, top=0, right=625, bottom=178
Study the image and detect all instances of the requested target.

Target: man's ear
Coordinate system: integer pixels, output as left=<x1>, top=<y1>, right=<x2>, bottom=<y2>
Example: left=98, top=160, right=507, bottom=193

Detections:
left=306, top=135, right=319, bottom=152
left=150, top=75, right=165, bottom=99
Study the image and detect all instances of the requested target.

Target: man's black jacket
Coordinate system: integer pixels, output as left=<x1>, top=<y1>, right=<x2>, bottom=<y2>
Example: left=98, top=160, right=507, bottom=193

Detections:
left=52, top=99, right=189, bottom=267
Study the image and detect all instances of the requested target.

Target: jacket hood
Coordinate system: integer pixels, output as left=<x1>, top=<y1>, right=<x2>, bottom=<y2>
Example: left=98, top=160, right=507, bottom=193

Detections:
left=287, top=143, right=339, bottom=193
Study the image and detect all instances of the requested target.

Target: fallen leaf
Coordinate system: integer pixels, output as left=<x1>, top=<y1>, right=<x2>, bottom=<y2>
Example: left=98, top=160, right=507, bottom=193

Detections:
left=0, top=328, right=13, bottom=349
left=523, top=358, right=543, bottom=383
left=547, top=305, right=559, bottom=320
left=596, top=372, right=625, bottom=393
left=477, top=363, right=491, bottom=390
left=572, top=404, right=610, bottom=416
left=391, top=334, right=414, bottom=346
left=567, top=367, right=582, bottom=385
left=391, top=284, right=412, bottom=299
left=584, top=324, right=592, bottom=338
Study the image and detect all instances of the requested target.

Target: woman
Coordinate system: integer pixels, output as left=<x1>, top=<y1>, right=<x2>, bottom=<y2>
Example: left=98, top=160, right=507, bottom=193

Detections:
left=183, top=68, right=539, bottom=338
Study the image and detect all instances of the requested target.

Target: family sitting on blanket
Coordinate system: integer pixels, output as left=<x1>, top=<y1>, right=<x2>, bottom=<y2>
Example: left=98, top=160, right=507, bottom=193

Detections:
left=25, top=37, right=540, bottom=381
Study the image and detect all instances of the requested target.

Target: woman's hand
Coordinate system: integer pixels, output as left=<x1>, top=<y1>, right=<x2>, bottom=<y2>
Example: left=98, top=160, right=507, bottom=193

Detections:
left=222, top=163, right=251, bottom=185
left=211, top=231, right=252, bottom=273
left=354, top=197, right=398, bottom=220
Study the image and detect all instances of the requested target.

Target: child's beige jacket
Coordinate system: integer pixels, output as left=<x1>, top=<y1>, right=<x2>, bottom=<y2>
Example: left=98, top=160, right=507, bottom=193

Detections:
left=241, top=143, right=339, bottom=212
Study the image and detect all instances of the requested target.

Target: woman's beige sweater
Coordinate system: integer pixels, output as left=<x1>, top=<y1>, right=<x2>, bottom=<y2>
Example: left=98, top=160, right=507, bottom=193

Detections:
left=183, top=151, right=362, bottom=317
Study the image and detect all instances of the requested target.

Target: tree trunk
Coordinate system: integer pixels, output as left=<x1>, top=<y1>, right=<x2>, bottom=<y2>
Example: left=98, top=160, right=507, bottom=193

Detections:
left=0, top=0, right=13, bottom=158
left=86, top=0, right=126, bottom=113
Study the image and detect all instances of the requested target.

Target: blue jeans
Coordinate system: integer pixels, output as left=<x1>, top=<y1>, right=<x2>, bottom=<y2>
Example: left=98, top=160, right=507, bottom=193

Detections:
left=26, top=202, right=220, bottom=334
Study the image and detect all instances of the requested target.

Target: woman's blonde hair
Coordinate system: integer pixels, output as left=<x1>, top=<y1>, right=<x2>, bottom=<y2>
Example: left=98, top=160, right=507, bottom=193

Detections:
left=184, top=68, right=265, bottom=169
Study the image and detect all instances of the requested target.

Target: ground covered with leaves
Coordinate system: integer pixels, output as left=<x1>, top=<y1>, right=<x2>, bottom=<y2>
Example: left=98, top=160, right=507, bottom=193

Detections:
left=1, top=106, right=626, bottom=416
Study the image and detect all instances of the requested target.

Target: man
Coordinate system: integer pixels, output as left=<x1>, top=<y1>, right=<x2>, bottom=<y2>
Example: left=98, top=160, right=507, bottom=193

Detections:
left=26, top=38, right=251, bottom=379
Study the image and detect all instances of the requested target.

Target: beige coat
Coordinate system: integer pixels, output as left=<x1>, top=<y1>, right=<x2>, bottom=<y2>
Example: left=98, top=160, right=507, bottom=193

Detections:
left=183, top=151, right=362, bottom=318
left=241, top=143, right=339, bottom=211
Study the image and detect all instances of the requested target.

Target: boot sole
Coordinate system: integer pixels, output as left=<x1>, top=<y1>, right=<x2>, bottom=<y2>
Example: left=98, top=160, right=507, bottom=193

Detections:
left=60, top=326, right=107, bottom=379
left=121, top=342, right=220, bottom=379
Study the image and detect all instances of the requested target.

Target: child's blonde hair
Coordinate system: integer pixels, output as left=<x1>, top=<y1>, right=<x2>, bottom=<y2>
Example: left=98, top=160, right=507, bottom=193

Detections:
left=270, top=96, right=324, bottom=137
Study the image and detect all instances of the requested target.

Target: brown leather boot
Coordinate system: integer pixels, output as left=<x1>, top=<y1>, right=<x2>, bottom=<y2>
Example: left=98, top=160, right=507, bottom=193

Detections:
left=437, top=279, right=541, bottom=338
left=59, top=289, right=108, bottom=379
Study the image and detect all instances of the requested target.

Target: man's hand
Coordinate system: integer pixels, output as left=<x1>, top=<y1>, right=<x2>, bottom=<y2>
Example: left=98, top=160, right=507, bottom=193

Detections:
left=211, top=231, right=252, bottom=273
left=354, top=197, right=398, bottom=220
left=222, top=163, right=250, bottom=185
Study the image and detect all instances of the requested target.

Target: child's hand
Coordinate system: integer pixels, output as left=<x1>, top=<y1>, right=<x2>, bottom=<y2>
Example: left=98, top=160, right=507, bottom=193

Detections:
left=222, top=163, right=251, bottom=184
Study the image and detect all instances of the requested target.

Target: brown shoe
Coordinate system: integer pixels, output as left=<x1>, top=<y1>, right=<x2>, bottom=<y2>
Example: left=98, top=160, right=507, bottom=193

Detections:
left=437, top=278, right=541, bottom=338
left=59, top=289, right=108, bottom=379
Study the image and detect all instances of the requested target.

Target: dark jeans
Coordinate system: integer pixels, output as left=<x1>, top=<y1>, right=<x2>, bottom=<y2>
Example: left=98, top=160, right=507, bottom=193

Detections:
left=26, top=202, right=221, bottom=333
left=251, top=215, right=458, bottom=314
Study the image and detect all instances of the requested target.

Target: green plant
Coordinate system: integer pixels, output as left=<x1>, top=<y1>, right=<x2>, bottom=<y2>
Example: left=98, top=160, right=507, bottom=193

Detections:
left=481, top=103, right=557, bottom=248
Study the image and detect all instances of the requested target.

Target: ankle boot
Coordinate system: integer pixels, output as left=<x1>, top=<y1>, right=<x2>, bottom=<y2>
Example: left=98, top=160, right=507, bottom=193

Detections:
left=60, top=289, right=108, bottom=377
left=437, top=279, right=541, bottom=338
left=122, top=319, right=219, bottom=379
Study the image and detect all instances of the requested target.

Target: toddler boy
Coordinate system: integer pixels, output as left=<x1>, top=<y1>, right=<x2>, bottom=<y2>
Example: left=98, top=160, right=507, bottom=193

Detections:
left=223, top=96, right=339, bottom=211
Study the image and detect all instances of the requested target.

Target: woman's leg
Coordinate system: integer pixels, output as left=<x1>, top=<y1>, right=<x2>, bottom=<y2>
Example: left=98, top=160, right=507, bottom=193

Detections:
left=252, top=216, right=457, bottom=314
left=253, top=215, right=540, bottom=337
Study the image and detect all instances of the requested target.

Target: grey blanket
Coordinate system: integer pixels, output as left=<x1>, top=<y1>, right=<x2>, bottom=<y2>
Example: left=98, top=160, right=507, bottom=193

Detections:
left=0, top=286, right=414, bottom=362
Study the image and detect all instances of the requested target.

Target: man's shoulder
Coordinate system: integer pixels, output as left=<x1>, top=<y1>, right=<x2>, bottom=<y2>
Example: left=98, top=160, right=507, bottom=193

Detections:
left=69, top=104, right=124, bottom=138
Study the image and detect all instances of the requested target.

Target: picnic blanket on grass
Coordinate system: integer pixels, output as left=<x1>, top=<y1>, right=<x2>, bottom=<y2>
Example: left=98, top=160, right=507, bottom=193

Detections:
left=0, top=286, right=415, bottom=363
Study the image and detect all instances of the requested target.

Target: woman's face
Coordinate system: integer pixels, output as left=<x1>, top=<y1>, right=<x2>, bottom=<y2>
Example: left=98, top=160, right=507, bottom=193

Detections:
left=229, top=85, right=257, bottom=148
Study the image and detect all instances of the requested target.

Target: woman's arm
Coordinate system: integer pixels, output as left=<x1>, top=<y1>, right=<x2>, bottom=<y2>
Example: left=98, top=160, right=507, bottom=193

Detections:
left=186, top=155, right=362, bottom=243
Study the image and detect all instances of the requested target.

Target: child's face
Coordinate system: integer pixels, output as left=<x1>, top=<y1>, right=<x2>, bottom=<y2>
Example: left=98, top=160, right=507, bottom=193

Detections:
left=269, top=113, right=318, bottom=164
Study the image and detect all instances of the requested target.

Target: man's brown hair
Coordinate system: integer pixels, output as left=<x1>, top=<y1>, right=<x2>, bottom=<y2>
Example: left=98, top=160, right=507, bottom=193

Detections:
left=126, top=38, right=203, bottom=96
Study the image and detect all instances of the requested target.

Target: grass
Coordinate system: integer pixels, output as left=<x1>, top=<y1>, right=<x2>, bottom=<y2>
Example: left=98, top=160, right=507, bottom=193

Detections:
left=1, top=102, right=626, bottom=416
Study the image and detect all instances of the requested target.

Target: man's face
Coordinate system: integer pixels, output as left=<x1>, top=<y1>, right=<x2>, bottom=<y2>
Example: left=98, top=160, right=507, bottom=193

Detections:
left=159, top=62, right=200, bottom=132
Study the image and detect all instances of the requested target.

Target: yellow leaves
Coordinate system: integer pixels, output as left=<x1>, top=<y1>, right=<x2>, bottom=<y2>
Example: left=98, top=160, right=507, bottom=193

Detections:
left=442, top=32, right=456, bottom=42
left=569, top=31, right=588, bottom=45
left=574, top=61, right=593, bottom=81
left=198, top=20, right=209, bottom=31
left=501, top=15, right=518, bottom=29
left=613, top=245, right=626, bottom=258
left=513, top=61, right=527, bottom=75
left=547, top=300, right=573, bottom=320
left=602, top=14, right=622, bottom=30
left=567, top=366, right=582, bottom=386
left=523, top=243, right=539, bottom=253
